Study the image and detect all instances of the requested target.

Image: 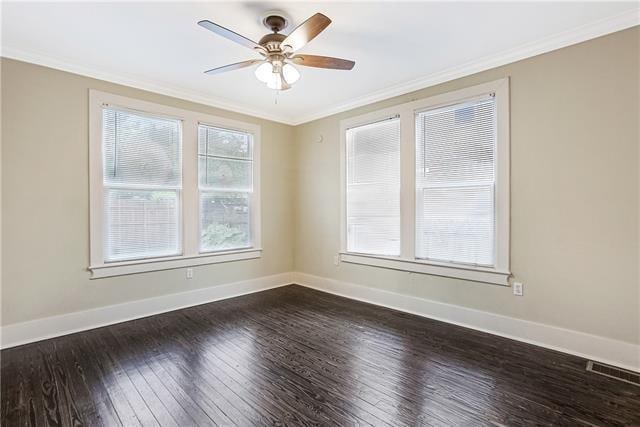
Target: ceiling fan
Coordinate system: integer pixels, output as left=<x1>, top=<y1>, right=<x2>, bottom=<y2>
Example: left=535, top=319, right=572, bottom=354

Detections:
left=198, top=12, right=355, bottom=91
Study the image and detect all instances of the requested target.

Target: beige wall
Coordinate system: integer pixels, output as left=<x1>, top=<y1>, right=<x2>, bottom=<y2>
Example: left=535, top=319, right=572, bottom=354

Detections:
left=1, top=58, right=294, bottom=325
left=2, top=27, right=638, bottom=347
left=293, top=27, right=639, bottom=344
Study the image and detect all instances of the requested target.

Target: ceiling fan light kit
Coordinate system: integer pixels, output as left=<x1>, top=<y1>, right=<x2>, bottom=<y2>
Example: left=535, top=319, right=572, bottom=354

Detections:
left=198, top=12, right=355, bottom=91
left=255, top=62, right=300, bottom=90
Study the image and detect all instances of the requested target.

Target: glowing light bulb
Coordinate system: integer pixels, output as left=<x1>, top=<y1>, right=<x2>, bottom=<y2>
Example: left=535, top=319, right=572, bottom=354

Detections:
left=266, top=72, right=285, bottom=90
left=282, top=63, right=300, bottom=84
left=254, top=62, right=274, bottom=83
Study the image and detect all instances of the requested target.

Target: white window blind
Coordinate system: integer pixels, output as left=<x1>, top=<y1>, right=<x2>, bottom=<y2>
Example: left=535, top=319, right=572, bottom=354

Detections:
left=415, top=96, right=497, bottom=266
left=102, top=108, right=182, bottom=262
left=198, top=125, right=253, bottom=252
left=346, top=117, right=401, bottom=256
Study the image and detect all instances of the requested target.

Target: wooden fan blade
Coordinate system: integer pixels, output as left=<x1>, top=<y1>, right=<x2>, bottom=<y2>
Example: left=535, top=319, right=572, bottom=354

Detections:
left=198, top=20, right=264, bottom=52
left=281, top=13, right=331, bottom=52
left=290, top=54, right=355, bottom=70
left=204, top=60, right=263, bottom=75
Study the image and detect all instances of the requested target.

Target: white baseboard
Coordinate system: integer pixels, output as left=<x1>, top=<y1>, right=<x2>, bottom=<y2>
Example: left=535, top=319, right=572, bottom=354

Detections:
left=0, top=272, right=293, bottom=349
left=3, top=270, right=637, bottom=373
left=292, top=272, right=640, bottom=372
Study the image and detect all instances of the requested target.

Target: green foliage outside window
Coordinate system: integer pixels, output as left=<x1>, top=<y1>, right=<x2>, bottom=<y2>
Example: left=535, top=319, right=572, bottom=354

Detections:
left=202, top=223, right=248, bottom=248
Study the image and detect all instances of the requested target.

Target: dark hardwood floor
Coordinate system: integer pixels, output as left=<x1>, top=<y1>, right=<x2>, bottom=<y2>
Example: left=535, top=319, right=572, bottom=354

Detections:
left=2, top=285, right=639, bottom=426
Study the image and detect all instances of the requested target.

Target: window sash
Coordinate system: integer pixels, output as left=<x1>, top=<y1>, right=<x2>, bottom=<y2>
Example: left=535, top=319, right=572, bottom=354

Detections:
left=199, top=189, right=253, bottom=253
left=101, top=107, right=183, bottom=263
left=345, top=116, right=401, bottom=256
left=415, top=183, right=495, bottom=267
left=197, top=124, right=255, bottom=253
left=415, top=95, right=497, bottom=267
left=103, top=187, right=183, bottom=262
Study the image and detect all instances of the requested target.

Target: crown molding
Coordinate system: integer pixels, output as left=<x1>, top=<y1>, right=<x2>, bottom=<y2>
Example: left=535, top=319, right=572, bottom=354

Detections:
left=0, top=47, right=298, bottom=125
left=289, top=8, right=639, bottom=125
left=2, top=8, right=638, bottom=126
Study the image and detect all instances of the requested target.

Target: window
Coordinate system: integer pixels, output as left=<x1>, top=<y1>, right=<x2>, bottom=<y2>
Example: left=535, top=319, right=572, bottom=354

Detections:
left=198, top=125, right=254, bottom=252
left=102, top=108, right=182, bottom=262
left=89, top=91, right=261, bottom=278
left=415, top=97, right=496, bottom=266
left=345, top=117, right=401, bottom=256
left=341, top=79, right=510, bottom=285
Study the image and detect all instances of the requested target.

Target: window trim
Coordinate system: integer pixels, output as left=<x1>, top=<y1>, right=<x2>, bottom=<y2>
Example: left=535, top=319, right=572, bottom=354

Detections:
left=339, top=78, right=510, bottom=285
left=89, top=90, right=261, bottom=278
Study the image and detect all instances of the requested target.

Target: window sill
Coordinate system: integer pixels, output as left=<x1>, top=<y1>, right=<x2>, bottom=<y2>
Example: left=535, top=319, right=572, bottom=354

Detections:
left=89, top=249, right=262, bottom=279
left=339, top=253, right=510, bottom=286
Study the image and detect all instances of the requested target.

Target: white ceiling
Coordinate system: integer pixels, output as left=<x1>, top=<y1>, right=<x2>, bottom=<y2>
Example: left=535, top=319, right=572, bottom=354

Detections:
left=2, top=2, right=638, bottom=125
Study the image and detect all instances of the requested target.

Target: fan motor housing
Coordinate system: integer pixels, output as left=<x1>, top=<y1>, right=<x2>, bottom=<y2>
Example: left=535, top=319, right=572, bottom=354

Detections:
left=258, top=33, right=286, bottom=52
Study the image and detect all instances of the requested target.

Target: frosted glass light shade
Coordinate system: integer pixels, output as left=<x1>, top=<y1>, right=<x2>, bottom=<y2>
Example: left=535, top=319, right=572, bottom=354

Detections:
left=282, top=63, right=300, bottom=84
left=255, top=61, right=299, bottom=90
left=254, top=62, right=274, bottom=83
left=266, top=73, right=285, bottom=90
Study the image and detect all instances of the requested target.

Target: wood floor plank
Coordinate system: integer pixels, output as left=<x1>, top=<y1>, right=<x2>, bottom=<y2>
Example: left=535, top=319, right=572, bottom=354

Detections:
left=45, top=340, right=89, bottom=426
left=19, top=345, right=49, bottom=427
left=63, top=334, right=123, bottom=426
left=38, top=343, right=68, bottom=426
left=219, top=294, right=491, bottom=423
left=2, top=285, right=639, bottom=426
left=79, top=332, right=145, bottom=426
left=1, top=349, right=27, bottom=426
left=91, top=332, right=163, bottom=426
left=102, top=330, right=181, bottom=427
left=187, top=298, right=429, bottom=425
left=123, top=357, right=198, bottom=427
left=157, top=313, right=334, bottom=425
left=182, top=307, right=386, bottom=426
left=287, top=287, right=639, bottom=424
left=108, top=321, right=215, bottom=427
left=142, top=312, right=305, bottom=425
left=52, top=339, right=113, bottom=426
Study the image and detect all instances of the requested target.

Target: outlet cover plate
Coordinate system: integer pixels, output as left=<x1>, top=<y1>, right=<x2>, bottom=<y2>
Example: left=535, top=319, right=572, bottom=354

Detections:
left=513, top=282, right=523, bottom=296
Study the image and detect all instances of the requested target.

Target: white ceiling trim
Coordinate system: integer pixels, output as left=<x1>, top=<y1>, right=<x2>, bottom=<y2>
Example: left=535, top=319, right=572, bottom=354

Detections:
left=2, top=8, right=638, bottom=126
left=0, top=46, right=298, bottom=125
left=292, top=8, right=640, bottom=125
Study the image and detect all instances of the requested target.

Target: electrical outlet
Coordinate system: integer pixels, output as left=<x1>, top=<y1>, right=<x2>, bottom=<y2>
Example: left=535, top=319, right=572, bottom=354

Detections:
left=512, top=282, right=523, bottom=296
left=186, top=268, right=194, bottom=279
left=333, top=254, right=340, bottom=266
